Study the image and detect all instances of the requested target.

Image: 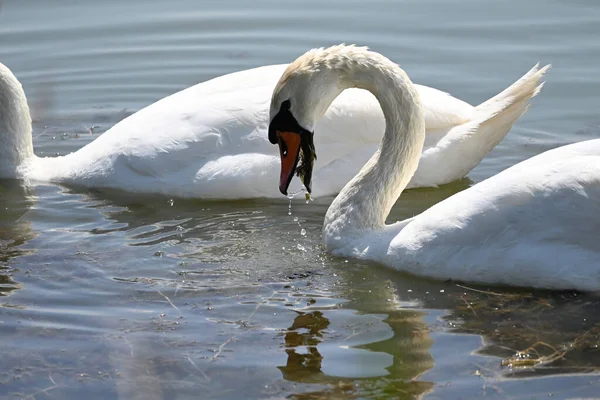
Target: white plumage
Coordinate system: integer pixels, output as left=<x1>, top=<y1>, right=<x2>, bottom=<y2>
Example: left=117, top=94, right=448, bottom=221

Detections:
left=270, top=45, right=599, bottom=291
left=0, top=59, right=545, bottom=198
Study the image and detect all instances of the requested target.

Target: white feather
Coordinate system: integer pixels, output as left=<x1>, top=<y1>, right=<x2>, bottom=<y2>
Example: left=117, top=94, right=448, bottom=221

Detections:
left=0, top=58, right=546, bottom=198
left=275, top=45, right=599, bottom=292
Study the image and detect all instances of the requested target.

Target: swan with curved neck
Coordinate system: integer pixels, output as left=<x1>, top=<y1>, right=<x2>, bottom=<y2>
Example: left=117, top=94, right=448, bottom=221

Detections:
left=0, top=55, right=546, bottom=198
left=269, top=45, right=424, bottom=234
left=269, top=45, right=600, bottom=292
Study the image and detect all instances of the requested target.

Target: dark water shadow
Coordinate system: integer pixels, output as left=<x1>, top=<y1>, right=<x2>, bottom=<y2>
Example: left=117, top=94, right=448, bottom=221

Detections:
left=357, top=261, right=600, bottom=381
left=442, top=284, right=600, bottom=378
left=0, top=179, right=38, bottom=297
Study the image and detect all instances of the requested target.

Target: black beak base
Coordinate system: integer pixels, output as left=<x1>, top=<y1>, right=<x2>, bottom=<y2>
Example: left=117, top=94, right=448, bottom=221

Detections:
left=269, top=99, right=317, bottom=195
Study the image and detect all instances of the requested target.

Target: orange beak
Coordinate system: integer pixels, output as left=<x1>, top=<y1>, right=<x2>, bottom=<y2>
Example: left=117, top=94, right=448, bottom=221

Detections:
left=276, top=131, right=302, bottom=195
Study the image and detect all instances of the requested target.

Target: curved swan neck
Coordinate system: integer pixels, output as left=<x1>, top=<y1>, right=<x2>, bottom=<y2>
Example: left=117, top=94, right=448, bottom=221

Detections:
left=0, top=63, right=34, bottom=177
left=321, top=49, right=425, bottom=243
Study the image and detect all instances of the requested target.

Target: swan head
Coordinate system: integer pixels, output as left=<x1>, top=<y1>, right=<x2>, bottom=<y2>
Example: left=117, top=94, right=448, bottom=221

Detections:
left=268, top=98, right=317, bottom=195
left=268, top=45, right=359, bottom=195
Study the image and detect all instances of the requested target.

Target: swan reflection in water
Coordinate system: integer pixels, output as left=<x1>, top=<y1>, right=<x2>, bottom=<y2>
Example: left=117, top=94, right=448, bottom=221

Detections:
left=0, top=179, right=37, bottom=297
left=1, top=180, right=599, bottom=399
left=278, top=308, right=435, bottom=399
left=61, top=182, right=600, bottom=394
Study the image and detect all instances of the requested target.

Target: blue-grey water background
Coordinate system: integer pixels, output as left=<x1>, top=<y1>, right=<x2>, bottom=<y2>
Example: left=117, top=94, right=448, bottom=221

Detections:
left=1, top=0, right=600, bottom=398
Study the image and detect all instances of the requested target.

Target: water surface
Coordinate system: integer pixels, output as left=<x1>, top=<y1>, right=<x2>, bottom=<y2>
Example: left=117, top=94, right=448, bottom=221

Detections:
left=1, top=0, right=600, bottom=398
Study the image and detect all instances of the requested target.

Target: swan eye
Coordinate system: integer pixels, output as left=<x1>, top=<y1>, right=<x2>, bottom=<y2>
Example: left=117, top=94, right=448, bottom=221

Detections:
left=278, top=135, right=288, bottom=157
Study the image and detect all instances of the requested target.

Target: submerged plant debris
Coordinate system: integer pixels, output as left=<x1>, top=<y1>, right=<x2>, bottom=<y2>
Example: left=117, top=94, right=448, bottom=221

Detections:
left=443, top=283, right=600, bottom=376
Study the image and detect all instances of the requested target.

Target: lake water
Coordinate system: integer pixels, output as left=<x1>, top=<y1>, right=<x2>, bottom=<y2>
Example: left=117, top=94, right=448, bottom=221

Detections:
left=1, top=0, right=600, bottom=398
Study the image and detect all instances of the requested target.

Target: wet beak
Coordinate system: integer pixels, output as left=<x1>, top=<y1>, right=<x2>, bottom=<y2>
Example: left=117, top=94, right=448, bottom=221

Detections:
left=275, top=130, right=316, bottom=195
left=276, top=131, right=302, bottom=195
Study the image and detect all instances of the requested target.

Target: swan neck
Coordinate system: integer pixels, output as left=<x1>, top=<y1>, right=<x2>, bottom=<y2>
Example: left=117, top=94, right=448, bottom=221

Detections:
left=0, top=65, right=34, bottom=178
left=323, top=55, right=425, bottom=243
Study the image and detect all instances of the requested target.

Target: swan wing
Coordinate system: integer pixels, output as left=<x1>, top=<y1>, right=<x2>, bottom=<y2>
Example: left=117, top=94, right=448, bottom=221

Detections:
left=47, top=66, right=282, bottom=197
left=390, top=139, right=600, bottom=290
left=28, top=62, right=544, bottom=198
left=414, top=84, right=474, bottom=130
left=409, top=64, right=549, bottom=188
left=47, top=65, right=386, bottom=198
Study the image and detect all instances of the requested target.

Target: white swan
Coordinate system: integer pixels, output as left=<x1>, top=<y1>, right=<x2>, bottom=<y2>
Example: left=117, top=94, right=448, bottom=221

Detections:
left=0, top=60, right=547, bottom=199
left=269, top=45, right=600, bottom=292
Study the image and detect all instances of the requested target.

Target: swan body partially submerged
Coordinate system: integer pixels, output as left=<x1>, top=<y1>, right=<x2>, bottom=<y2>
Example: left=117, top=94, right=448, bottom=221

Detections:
left=0, top=58, right=546, bottom=198
left=269, top=45, right=600, bottom=292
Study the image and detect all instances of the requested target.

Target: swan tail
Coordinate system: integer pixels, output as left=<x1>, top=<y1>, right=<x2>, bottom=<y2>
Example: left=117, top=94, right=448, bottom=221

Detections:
left=408, top=64, right=550, bottom=189
left=465, top=63, right=550, bottom=159
left=474, top=63, right=550, bottom=123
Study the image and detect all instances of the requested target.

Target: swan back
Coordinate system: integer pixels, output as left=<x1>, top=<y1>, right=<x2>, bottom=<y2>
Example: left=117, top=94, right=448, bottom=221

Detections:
left=0, top=63, right=34, bottom=177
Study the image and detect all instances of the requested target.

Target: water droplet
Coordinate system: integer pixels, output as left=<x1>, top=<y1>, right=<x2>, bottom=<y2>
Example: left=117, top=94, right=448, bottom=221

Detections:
left=293, top=217, right=298, bottom=222
left=407, top=289, right=413, bottom=293
left=300, top=228, right=306, bottom=236
left=282, top=246, right=286, bottom=250
left=287, top=193, right=295, bottom=200
left=168, top=199, right=174, bottom=206
left=288, top=211, right=292, bottom=216
left=296, top=243, right=305, bottom=251
left=440, top=289, right=445, bottom=293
